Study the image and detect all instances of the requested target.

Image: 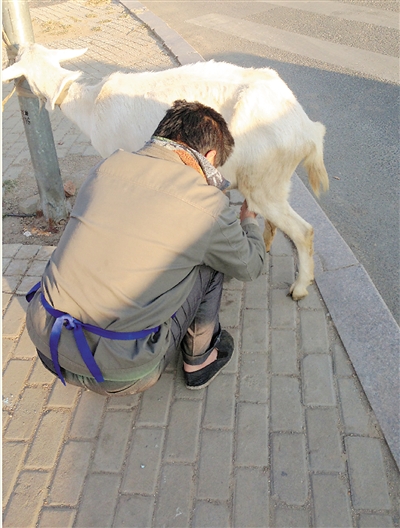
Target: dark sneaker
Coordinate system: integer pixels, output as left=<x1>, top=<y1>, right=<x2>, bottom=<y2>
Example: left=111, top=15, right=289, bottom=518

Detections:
left=184, top=330, right=234, bottom=390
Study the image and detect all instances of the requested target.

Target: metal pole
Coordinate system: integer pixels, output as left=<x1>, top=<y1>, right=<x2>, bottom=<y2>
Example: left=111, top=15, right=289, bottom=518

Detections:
left=2, top=0, right=68, bottom=222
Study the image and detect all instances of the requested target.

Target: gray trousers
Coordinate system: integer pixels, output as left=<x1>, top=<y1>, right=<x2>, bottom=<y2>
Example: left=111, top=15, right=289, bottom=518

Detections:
left=37, top=265, right=223, bottom=395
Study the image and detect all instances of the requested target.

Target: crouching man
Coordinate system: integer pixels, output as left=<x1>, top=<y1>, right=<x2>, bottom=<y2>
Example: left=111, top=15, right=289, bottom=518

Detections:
left=26, top=100, right=266, bottom=395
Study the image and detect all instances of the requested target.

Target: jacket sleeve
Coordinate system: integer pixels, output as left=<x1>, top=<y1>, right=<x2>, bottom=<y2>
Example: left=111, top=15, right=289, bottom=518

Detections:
left=203, top=203, right=267, bottom=281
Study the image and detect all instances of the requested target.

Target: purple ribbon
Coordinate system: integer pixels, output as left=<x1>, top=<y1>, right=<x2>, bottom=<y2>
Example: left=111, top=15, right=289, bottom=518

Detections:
left=26, top=282, right=161, bottom=385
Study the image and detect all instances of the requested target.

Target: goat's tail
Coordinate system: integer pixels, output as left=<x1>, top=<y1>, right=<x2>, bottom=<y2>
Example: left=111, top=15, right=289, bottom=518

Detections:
left=302, top=121, right=329, bottom=197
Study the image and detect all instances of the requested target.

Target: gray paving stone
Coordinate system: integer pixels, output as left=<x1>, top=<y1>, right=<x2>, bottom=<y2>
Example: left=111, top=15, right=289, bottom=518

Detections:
left=17, top=276, right=41, bottom=296
left=13, top=327, right=37, bottom=358
left=234, top=467, right=269, bottom=528
left=238, top=351, right=268, bottom=403
left=35, top=246, right=56, bottom=260
left=69, top=391, right=106, bottom=438
left=3, top=258, right=30, bottom=277
left=75, top=473, right=120, bottom=528
left=271, top=255, right=295, bottom=286
left=245, top=273, right=268, bottom=309
left=2, top=296, right=28, bottom=337
left=154, top=464, right=193, bottom=527
left=15, top=245, right=41, bottom=259
left=2, top=441, right=27, bottom=505
left=2, top=337, right=15, bottom=367
left=193, top=500, right=231, bottom=528
left=274, top=507, right=310, bottom=527
left=2, top=293, right=13, bottom=317
left=302, top=354, right=336, bottom=406
left=3, top=275, right=20, bottom=294
left=107, top=393, right=141, bottom=409
left=242, top=309, right=268, bottom=352
left=358, top=514, right=395, bottom=528
left=47, top=381, right=81, bottom=408
left=271, top=288, right=297, bottom=329
left=236, top=402, right=268, bottom=467
left=2, top=244, right=22, bottom=258
left=136, top=372, right=174, bottom=426
left=346, top=437, right=392, bottom=510
left=4, top=387, right=47, bottom=441
left=203, top=373, right=236, bottom=428
left=164, top=399, right=202, bottom=462
left=38, top=509, right=76, bottom=528
left=122, top=427, right=165, bottom=495
left=300, top=310, right=329, bottom=354
left=25, top=410, right=70, bottom=469
left=311, top=474, right=353, bottom=528
left=271, top=328, right=298, bottom=375
left=3, top=359, right=33, bottom=410
left=48, top=440, right=92, bottom=505
left=270, top=376, right=303, bottom=432
left=298, top=284, right=324, bottom=310
left=338, top=377, right=377, bottom=436
left=219, top=289, right=242, bottom=328
left=272, top=434, right=308, bottom=505
left=333, top=341, right=354, bottom=377
left=92, top=410, right=134, bottom=472
left=197, top=429, right=233, bottom=500
left=114, top=495, right=154, bottom=528
left=3, top=165, right=24, bottom=181
left=3, top=257, right=11, bottom=273
left=28, top=358, right=57, bottom=385
left=306, top=408, right=345, bottom=472
left=3, top=470, right=50, bottom=528
left=26, top=259, right=48, bottom=277
left=270, top=230, right=294, bottom=256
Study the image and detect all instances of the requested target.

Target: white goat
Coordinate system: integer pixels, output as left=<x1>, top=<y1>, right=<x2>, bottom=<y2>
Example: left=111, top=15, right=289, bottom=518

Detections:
left=2, top=43, right=329, bottom=299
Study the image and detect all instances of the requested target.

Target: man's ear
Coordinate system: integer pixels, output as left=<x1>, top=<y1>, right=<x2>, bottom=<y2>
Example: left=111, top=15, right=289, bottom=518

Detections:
left=205, top=150, right=217, bottom=166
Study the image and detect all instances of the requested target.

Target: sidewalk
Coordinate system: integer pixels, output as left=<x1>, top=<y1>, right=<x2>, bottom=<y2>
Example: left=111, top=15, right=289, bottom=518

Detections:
left=2, top=1, right=399, bottom=527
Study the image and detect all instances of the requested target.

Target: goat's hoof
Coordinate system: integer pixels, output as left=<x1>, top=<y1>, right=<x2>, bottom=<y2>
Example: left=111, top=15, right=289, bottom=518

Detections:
left=289, top=282, right=309, bottom=301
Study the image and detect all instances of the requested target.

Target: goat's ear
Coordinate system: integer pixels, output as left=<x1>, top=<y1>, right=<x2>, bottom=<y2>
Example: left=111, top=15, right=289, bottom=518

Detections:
left=46, top=69, right=81, bottom=111
left=2, top=62, right=25, bottom=82
left=52, top=48, right=88, bottom=63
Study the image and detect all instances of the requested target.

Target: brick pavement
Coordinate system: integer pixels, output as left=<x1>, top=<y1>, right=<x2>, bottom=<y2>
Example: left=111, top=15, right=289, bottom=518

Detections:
left=3, top=232, right=399, bottom=527
left=2, top=0, right=400, bottom=526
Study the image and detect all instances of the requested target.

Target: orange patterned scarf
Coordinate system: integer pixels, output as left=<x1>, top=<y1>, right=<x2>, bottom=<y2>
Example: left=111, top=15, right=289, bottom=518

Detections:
left=149, top=136, right=230, bottom=191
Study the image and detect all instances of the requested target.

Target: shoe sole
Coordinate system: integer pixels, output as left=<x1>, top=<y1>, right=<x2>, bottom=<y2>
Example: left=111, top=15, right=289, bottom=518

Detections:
left=185, top=351, right=234, bottom=391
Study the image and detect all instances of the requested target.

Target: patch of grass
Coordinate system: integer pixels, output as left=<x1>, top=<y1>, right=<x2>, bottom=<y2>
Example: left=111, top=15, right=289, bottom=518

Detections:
left=91, top=26, right=101, bottom=32
left=2, top=180, right=18, bottom=192
left=40, top=20, right=72, bottom=35
left=85, top=0, right=110, bottom=6
left=85, top=13, right=97, bottom=18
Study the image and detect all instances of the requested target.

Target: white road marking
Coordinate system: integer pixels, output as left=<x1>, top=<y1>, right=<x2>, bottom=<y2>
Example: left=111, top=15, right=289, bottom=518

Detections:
left=266, top=0, right=399, bottom=30
left=187, top=13, right=399, bottom=83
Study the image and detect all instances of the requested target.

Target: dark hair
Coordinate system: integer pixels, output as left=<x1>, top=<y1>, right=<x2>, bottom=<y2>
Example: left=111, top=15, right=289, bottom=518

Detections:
left=153, top=100, right=235, bottom=167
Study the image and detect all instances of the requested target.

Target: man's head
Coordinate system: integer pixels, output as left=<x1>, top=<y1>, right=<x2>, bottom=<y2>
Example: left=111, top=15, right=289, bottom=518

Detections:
left=153, top=100, right=235, bottom=167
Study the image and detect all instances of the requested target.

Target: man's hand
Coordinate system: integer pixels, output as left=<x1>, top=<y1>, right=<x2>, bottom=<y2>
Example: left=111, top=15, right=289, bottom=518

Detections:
left=240, top=200, right=257, bottom=222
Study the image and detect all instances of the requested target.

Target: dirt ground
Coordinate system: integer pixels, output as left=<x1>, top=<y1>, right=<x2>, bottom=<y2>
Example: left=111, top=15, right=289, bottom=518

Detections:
left=2, top=154, right=102, bottom=247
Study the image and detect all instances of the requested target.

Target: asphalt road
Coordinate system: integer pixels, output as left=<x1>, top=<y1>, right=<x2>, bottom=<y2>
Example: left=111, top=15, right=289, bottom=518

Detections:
left=139, top=0, right=400, bottom=323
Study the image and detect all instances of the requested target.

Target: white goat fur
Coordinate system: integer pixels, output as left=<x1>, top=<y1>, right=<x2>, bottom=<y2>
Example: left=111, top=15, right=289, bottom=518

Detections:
left=2, top=43, right=329, bottom=299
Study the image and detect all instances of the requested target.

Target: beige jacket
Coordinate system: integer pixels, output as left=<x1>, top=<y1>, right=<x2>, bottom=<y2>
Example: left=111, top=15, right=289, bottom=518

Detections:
left=26, top=144, right=266, bottom=381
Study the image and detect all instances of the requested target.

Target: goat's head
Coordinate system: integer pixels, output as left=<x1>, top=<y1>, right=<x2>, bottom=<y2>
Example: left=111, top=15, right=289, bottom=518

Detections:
left=2, top=43, right=87, bottom=111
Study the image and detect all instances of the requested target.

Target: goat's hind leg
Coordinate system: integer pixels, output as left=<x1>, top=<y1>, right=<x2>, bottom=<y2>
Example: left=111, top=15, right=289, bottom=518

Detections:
left=263, top=219, right=277, bottom=252
left=263, top=203, right=314, bottom=300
